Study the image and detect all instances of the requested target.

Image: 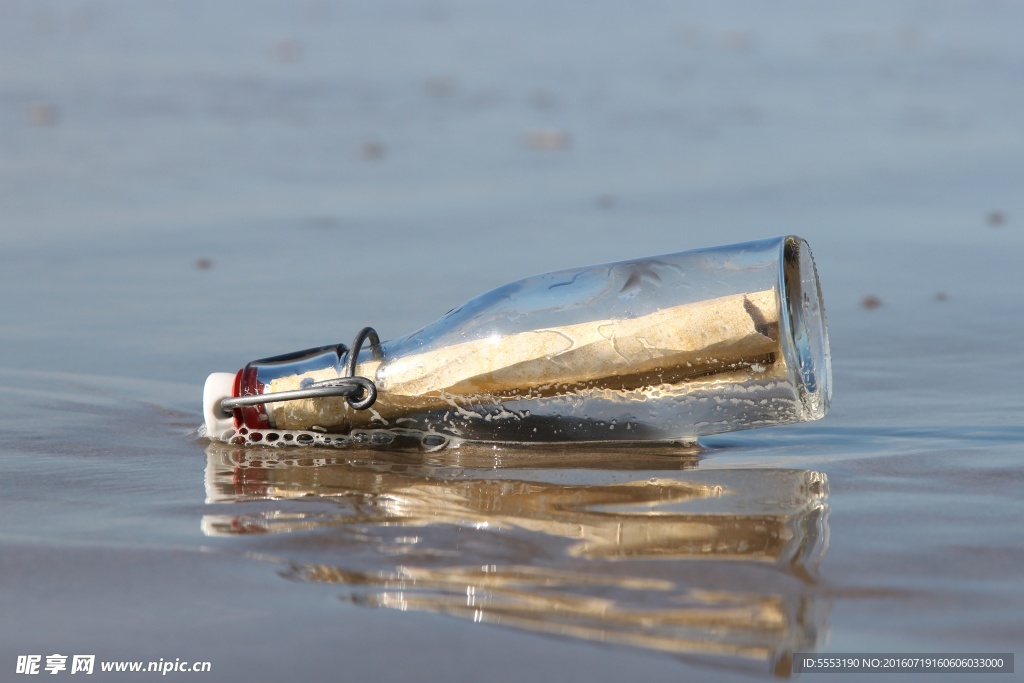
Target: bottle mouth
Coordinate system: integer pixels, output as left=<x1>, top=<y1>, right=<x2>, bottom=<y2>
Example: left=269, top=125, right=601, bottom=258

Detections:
left=779, top=236, right=832, bottom=420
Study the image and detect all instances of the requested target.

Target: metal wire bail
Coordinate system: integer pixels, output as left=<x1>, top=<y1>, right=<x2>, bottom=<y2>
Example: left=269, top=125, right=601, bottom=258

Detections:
left=218, top=327, right=381, bottom=416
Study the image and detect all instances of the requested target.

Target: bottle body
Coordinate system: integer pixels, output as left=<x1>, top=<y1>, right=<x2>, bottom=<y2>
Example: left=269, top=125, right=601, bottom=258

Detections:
left=209, top=236, right=831, bottom=445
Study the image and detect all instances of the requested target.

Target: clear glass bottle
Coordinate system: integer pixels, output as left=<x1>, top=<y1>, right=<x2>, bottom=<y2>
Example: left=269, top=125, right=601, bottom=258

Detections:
left=203, top=236, right=831, bottom=446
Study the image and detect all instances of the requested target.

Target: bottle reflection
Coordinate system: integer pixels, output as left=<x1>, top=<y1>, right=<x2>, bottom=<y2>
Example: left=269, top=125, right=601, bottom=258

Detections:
left=202, top=442, right=829, bottom=676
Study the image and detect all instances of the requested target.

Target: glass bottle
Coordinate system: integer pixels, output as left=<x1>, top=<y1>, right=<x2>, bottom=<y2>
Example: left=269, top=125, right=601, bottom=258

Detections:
left=203, top=236, right=831, bottom=446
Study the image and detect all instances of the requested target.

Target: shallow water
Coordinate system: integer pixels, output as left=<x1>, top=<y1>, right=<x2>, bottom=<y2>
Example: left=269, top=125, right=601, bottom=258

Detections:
left=2, top=1, right=1023, bottom=681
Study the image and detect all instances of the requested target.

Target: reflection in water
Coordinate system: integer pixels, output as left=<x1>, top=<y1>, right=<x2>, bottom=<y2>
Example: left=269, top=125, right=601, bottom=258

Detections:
left=202, top=442, right=829, bottom=677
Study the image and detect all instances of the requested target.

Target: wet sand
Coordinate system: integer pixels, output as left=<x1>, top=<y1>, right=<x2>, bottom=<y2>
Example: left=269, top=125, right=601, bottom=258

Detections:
left=2, top=2, right=1023, bottom=681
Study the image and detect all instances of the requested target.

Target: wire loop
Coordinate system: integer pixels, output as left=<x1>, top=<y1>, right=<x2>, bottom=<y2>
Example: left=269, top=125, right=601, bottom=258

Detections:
left=218, top=327, right=380, bottom=416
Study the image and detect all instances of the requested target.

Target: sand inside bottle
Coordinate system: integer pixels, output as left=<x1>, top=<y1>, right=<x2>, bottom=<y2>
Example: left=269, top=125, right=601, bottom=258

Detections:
left=263, top=288, right=784, bottom=434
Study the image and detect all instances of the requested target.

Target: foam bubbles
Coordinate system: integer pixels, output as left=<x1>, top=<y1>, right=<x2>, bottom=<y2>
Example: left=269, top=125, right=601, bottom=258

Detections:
left=217, top=426, right=451, bottom=451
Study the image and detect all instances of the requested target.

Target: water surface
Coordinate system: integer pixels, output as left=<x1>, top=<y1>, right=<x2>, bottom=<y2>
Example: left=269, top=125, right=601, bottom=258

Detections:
left=2, top=1, right=1022, bottom=680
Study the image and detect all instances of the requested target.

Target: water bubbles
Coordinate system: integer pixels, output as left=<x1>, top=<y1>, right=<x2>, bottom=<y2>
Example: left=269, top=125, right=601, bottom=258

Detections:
left=420, top=433, right=449, bottom=451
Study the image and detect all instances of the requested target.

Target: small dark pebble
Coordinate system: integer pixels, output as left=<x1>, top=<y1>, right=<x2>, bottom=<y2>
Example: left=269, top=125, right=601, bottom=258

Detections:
left=987, top=211, right=1006, bottom=227
left=362, top=140, right=386, bottom=160
left=27, top=103, right=58, bottom=126
left=423, top=75, right=456, bottom=98
left=525, top=129, right=571, bottom=151
left=861, top=295, right=883, bottom=310
left=271, top=39, right=302, bottom=63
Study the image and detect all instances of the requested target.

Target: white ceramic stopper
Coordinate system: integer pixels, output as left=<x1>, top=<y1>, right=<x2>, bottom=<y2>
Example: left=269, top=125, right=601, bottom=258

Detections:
left=203, top=372, right=237, bottom=439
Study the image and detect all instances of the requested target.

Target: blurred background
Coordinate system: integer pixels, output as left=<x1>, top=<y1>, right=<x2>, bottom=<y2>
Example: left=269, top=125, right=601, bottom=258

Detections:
left=2, top=1, right=1022, bottom=681
left=3, top=0, right=1021, bottom=381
